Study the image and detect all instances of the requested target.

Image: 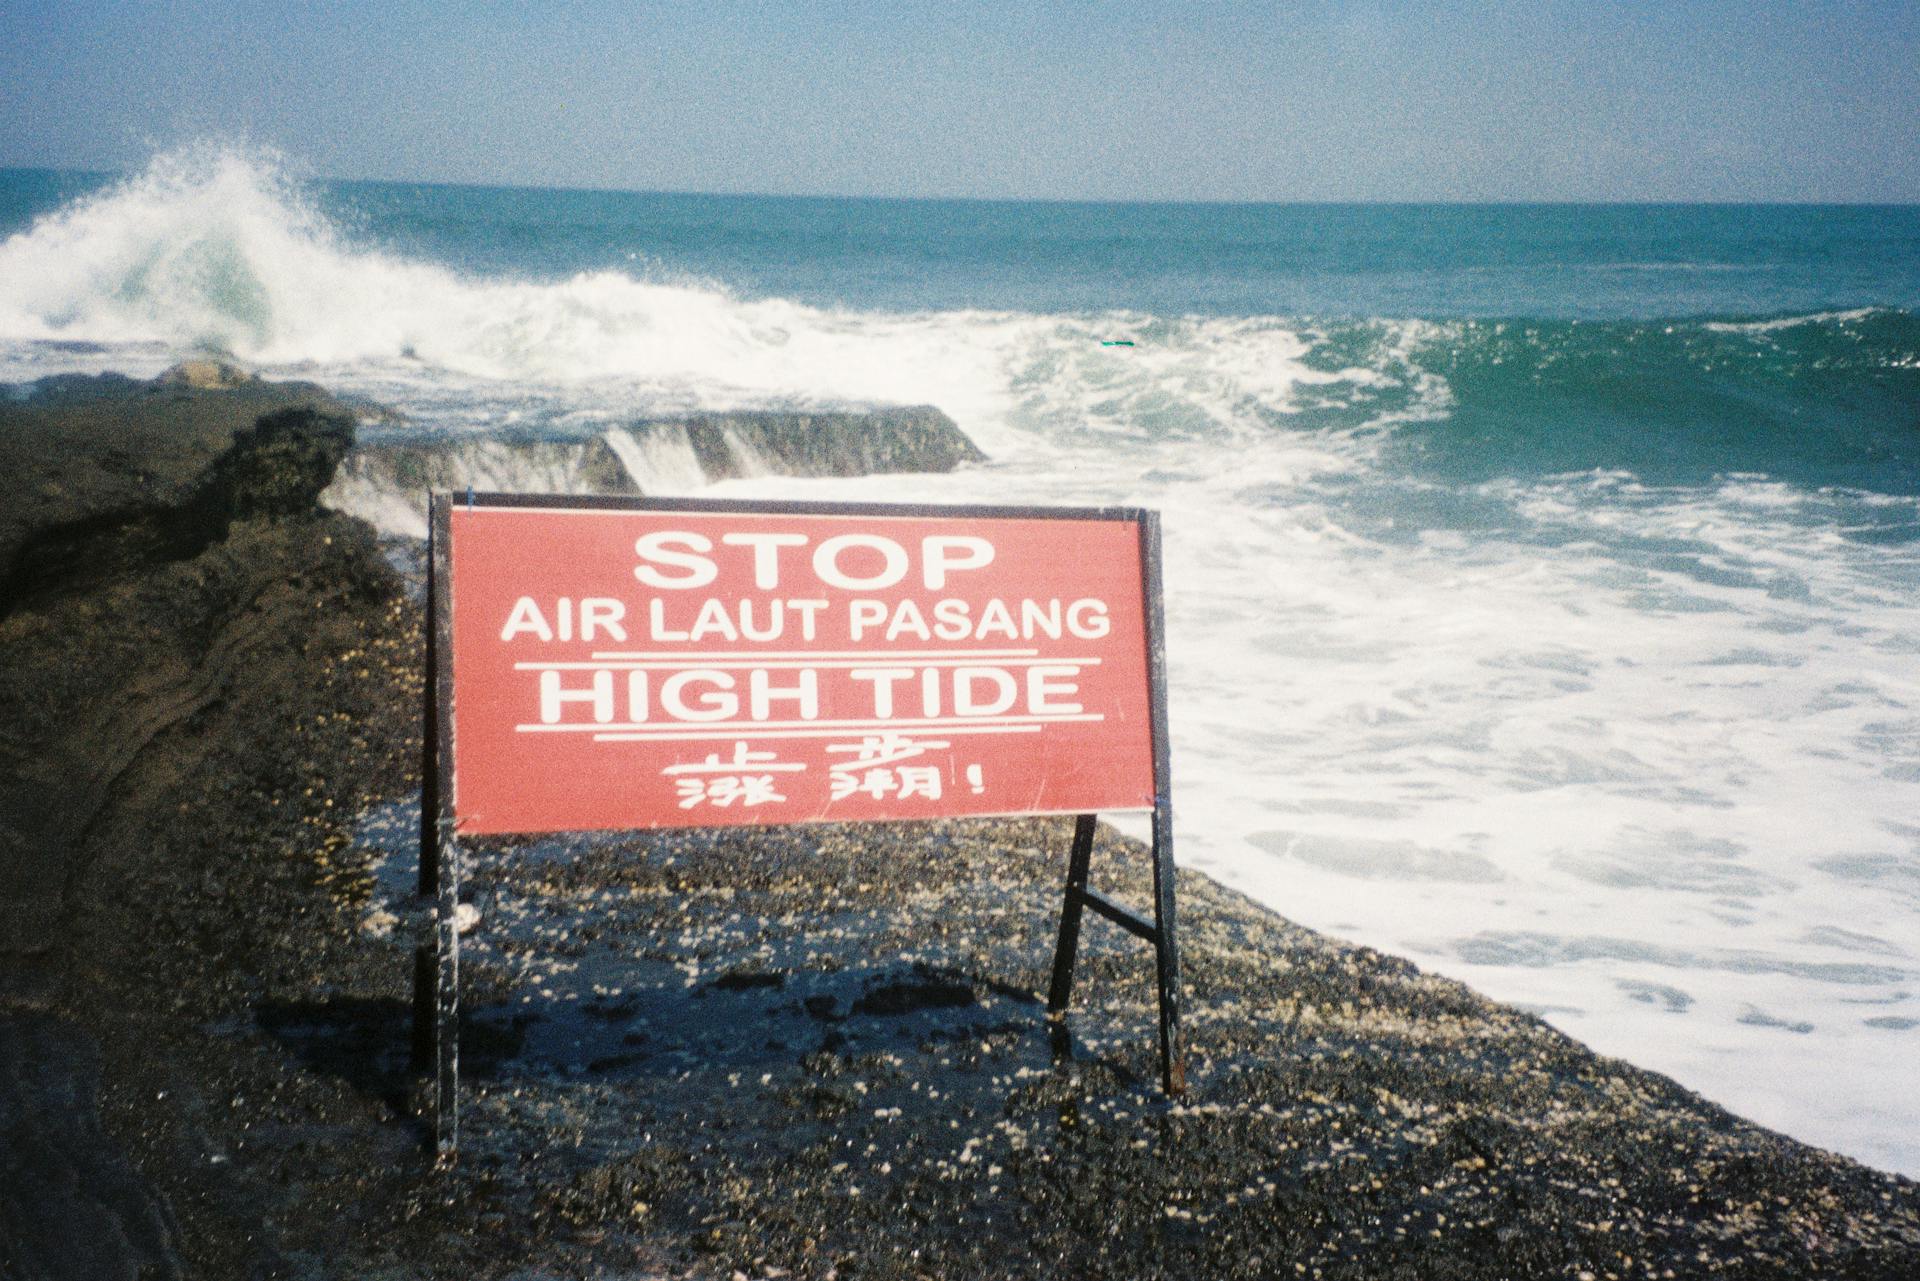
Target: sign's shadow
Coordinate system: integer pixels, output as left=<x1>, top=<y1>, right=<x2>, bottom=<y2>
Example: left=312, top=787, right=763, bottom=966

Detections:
left=294, top=799, right=1146, bottom=1139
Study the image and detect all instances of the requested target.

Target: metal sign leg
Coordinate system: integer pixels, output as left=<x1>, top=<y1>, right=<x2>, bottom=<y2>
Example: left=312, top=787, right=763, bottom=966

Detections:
left=1150, top=805, right=1183, bottom=1095
left=1047, top=814, right=1099, bottom=1014
left=419, top=497, right=462, bottom=1163
left=1045, top=811, right=1184, bottom=1095
left=413, top=527, right=440, bottom=1077
left=434, top=835, right=461, bottom=1162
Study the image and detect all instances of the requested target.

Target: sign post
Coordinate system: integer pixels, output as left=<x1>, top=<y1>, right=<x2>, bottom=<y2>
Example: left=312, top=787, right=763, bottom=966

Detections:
left=416, top=494, right=1181, bottom=1160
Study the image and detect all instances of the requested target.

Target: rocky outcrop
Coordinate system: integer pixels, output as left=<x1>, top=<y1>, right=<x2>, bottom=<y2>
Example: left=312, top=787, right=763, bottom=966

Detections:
left=674, top=405, right=988, bottom=481
left=155, top=359, right=257, bottom=391
left=0, top=372, right=357, bottom=581
left=1, top=404, right=353, bottom=621
left=0, top=1014, right=181, bottom=1281
left=321, top=405, right=988, bottom=537
left=0, top=372, right=417, bottom=1279
left=0, top=376, right=371, bottom=962
left=323, top=434, right=642, bottom=538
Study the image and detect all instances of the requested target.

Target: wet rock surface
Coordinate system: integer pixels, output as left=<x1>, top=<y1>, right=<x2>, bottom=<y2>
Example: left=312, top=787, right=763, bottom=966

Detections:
left=0, top=372, right=417, bottom=1278
left=319, top=405, right=987, bottom=538
left=1, top=370, right=356, bottom=593
left=337, top=814, right=1919, bottom=1280
left=324, top=433, right=643, bottom=529
left=674, top=406, right=987, bottom=481
left=0, top=1013, right=180, bottom=1281
left=0, top=373, right=1915, bottom=1280
left=0, top=373, right=374, bottom=967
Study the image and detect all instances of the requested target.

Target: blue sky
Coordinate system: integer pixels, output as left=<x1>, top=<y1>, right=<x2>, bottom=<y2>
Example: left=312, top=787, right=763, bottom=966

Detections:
left=3, top=0, right=1916, bottom=201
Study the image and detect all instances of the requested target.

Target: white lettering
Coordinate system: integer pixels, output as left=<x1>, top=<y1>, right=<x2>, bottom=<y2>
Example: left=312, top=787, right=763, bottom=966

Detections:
left=500, top=596, right=553, bottom=643
left=738, top=599, right=784, bottom=642
left=954, top=667, right=1017, bottom=716
left=634, top=531, right=717, bottom=589
left=814, top=534, right=909, bottom=591
left=1067, top=598, right=1110, bottom=639
left=1020, top=598, right=1062, bottom=641
left=648, top=598, right=690, bottom=641
left=921, top=535, right=994, bottom=589
left=974, top=598, right=1018, bottom=640
left=580, top=597, right=627, bottom=642
left=884, top=599, right=932, bottom=642
left=848, top=599, right=887, bottom=641
left=1026, top=665, right=1083, bottom=714
left=721, top=531, right=809, bottom=589
left=540, top=669, right=614, bottom=723
left=789, top=599, right=827, bottom=642
left=932, top=598, right=971, bottom=642
left=689, top=598, right=741, bottom=643
left=749, top=669, right=819, bottom=721
left=850, top=667, right=913, bottom=718
left=661, top=670, right=738, bottom=721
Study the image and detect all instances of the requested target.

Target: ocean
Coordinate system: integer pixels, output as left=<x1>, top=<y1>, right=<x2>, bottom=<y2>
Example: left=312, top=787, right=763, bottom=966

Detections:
left=3, top=148, right=1916, bottom=1177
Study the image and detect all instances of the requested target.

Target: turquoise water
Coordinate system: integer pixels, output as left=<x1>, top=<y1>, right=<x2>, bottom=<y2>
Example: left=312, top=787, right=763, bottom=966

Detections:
left=6, top=162, right=1916, bottom=500
left=14, top=164, right=1920, bottom=314
left=320, top=186, right=1920, bottom=319
left=2, top=149, right=1917, bottom=1175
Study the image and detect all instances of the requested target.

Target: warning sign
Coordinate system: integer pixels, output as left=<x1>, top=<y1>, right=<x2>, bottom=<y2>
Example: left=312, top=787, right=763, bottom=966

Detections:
left=443, top=498, right=1159, bottom=834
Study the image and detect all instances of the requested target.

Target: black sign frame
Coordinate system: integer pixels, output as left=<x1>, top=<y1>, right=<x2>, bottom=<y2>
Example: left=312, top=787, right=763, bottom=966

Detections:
left=413, top=491, right=1183, bottom=1162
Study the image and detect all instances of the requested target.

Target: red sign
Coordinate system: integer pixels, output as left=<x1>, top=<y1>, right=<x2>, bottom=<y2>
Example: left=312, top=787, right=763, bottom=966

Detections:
left=443, top=499, right=1159, bottom=835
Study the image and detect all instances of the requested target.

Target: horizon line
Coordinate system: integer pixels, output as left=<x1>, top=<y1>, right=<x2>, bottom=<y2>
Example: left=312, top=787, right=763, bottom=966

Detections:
left=3, top=161, right=1916, bottom=211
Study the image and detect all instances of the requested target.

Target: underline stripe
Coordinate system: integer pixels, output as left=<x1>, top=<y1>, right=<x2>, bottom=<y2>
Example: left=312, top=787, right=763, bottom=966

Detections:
left=515, top=657, right=1101, bottom=670
left=592, top=724, right=1048, bottom=742
left=517, top=714, right=1102, bottom=733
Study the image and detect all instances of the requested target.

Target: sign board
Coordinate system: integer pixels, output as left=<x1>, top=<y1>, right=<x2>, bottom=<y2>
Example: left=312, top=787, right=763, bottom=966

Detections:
left=443, top=500, right=1158, bottom=833
left=417, top=493, right=1181, bottom=1161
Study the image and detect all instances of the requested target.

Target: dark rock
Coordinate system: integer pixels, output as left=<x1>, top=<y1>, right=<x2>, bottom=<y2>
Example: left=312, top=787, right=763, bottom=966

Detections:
left=708, top=970, right=785, bottom=992
left=1, top=405, right=353, bottom=618
left=7, top=371, right=148, bottom=404
left=320, top=405, right=988, bottom=538
left=675, top=405, right=987, bottom=480
left=0, top=371, right=356, bottom=579
left=0, top=1013, right=181, bottom=1281
left=325, top=433, right=641, bottom=515
left=852, top=973, right=977, bottom=1016
left=0, top=371, right=416, bottom=1278
left=0, top=384, right=365, bottom=963
left=155, top=359, right=256, bottom=391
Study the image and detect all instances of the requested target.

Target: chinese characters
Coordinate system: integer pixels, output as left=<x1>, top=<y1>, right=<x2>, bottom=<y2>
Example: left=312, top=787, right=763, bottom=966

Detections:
left=662, top=735, right=982, bottom=812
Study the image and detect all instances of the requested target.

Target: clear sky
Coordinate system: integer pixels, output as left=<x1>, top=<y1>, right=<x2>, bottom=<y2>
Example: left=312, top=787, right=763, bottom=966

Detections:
left=3, top=0, right=1916, bottom=202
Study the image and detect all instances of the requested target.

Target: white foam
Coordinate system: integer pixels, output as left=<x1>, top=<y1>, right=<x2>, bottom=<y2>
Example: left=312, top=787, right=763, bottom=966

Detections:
left=604, top=424, right=707, bottom=493
left=0, top=150, right=1375, bottom=481
left=1702, top=308, right=1884, bottom=335
left=706, top=451, right=1920, bottom=1178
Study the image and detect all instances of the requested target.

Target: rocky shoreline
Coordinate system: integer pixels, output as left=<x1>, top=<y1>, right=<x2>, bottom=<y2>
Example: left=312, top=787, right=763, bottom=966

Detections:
left=320, top=404, right=986, bottom=539
left=1, top=372, right=1915, bottom=1279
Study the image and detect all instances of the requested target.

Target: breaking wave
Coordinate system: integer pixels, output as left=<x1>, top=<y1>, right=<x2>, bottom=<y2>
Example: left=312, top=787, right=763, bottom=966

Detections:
left=6, top=149, right=1916, bottom=504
